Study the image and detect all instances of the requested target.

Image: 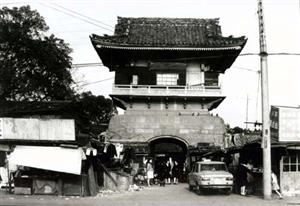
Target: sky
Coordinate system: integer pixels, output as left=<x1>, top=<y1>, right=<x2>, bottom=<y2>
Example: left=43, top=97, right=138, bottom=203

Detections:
left=1, top=0, right=300, bottom=128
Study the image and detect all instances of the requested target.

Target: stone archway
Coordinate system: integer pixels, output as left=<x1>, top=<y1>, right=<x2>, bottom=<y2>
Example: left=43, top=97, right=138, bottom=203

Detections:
left=148, top=136, right=188, bottom=182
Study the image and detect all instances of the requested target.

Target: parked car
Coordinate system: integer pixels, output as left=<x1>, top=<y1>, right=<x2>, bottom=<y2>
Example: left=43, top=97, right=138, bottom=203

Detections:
left=187, top=160, right=233, bottom=195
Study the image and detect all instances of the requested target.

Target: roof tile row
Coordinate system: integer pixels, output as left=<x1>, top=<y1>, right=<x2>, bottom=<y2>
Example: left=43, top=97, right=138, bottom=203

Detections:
left=91, top=17, right=246, bottom=48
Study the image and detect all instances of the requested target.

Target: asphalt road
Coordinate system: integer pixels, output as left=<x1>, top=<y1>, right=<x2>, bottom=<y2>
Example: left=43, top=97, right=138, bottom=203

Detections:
left=0, top=184, right=298, bottom=206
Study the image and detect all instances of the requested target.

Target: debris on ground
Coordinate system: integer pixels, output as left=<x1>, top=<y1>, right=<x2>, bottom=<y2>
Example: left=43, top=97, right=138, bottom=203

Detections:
left=128, top=184, right=143, bottom=192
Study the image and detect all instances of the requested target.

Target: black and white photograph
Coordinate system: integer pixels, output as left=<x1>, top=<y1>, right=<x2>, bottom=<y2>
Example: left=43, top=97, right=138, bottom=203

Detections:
left=0, top=0, right=299, bottom=205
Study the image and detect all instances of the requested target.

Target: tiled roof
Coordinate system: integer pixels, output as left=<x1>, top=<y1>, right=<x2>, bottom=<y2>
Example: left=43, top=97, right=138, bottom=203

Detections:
left=91, top=17, right=247, bottom=49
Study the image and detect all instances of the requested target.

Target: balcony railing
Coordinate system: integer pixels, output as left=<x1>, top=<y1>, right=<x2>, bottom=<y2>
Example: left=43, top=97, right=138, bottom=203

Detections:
left=112, top=84, right=222, bottom=97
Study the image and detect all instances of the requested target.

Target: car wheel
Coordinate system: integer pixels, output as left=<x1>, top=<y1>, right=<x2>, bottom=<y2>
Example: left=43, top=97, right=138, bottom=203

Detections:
left=196, top=183, right=202, bottom=195
left=223, top=188, right=231, bottom=195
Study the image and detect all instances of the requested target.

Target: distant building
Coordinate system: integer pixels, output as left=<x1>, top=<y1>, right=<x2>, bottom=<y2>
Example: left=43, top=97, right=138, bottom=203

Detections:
left=270, top=105, right=300, bottom=196
left=225, top=106, right=300, bottom=196
left=91, top=17, right=246, bottom=169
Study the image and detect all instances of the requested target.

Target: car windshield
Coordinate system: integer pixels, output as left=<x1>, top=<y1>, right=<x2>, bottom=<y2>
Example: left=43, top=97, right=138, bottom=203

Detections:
left=200, top=163, right=227, bottom=171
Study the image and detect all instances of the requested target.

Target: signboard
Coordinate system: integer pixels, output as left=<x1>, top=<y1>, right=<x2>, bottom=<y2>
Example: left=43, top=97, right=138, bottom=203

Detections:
left=0, top=118, right=75, bottom=141
left=278, top=107, right=300, bottom=142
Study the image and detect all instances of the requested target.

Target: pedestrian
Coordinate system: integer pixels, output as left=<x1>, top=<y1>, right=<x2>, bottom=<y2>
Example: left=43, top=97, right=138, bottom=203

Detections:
left=172, top=160, right=180, bottom=184
left=166, top=157, right=174, bottom=184
left=146, top=159, right=154, bottom=187
left=271, top=171, right=283, bottom=199
left=240, top=160, right=253, bottom=196
left=157, top=159, right=167, bottom=186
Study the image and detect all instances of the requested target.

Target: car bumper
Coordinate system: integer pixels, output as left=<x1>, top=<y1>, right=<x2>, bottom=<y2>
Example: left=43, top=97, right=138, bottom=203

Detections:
left=200, top=185, right=233, bottom=189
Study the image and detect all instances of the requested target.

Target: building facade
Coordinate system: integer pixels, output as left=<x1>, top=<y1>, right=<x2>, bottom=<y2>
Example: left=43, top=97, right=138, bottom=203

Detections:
left=91, top=17, right=247, bottom=169
left=270, top=105, right=300, bottom=196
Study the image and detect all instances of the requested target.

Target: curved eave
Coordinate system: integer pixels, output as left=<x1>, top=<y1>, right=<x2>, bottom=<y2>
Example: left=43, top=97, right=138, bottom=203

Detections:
left=110, top=95, right=225, bottom=111
left=95, top=44, right=243, bottom=51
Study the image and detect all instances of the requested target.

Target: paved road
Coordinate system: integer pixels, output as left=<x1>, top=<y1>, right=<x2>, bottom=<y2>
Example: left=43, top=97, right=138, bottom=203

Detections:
left=0, top=184, right=298, bottom=206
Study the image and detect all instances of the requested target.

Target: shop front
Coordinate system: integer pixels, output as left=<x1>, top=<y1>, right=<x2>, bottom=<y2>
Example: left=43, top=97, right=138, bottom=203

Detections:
left=280, top=147, right=300, bottom=196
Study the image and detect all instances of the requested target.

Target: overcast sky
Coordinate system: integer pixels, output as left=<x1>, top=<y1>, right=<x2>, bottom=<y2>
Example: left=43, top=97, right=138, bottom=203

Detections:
left=1, top=0, right=300, bottom=128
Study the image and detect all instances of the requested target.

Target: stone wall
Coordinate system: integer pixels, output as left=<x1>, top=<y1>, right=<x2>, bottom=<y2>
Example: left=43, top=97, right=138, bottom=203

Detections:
left=108, top=111, right=226, bottom=147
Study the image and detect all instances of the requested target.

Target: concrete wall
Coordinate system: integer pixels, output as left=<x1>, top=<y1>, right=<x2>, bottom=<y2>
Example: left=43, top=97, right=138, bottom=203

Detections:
left=108, top=111, right=226, bottom=147
left=0, top=118, right=75, bottom=141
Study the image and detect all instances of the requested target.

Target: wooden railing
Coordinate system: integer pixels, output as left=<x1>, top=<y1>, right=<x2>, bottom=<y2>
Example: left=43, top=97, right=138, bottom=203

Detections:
left=112, top=84, right=222, bottom=97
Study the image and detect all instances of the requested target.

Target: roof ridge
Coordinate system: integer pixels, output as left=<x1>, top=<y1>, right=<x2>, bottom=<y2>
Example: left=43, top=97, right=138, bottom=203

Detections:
left=117, top=16, right=220, bottom=25
left=117, top=16, right=219, bottom=20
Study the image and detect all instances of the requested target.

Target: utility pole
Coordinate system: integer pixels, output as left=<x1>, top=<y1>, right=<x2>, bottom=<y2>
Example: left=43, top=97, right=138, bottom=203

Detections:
left=257, top=0, right=271, bottom=199
left=245, top=94, right=249, bottom=129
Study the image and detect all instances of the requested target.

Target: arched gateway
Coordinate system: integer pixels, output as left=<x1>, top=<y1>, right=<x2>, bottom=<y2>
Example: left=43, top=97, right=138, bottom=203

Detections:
left=148, top=136, right=188, bottom=158
left=148, top=136, right=188, bottom=180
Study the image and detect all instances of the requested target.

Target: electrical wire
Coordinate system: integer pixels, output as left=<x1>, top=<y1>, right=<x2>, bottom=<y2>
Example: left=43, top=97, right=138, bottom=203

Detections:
left=38, top=2, right=114, bottom=32
left=0, top=2, right=28, bottom=6
left=49, top=2, right=114, bottom=29
left=72, top=63, right=103, bottom=68
left=232, top=66, right=259, bottom=72
left=79, top=77, right=114, bottom=86
left=240, top=52, right=300, bottom=56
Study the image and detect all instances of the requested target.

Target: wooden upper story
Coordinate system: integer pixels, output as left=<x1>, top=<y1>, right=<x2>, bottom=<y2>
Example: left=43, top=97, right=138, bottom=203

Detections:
left=91, top=17, right=246, bottom=102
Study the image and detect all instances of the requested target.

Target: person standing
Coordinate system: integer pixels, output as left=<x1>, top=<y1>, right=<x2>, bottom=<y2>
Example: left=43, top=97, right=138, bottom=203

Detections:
left=172, top=160, right=180, bottom=184
left=146, top=159, right=154, bottom=187
left=157, top=159, right=167, bottom=186
left=271, top=171, right=283, bottom=199
left=166, top=157, right=174, bottom=184
left=240, top=160, right=253, bottom=196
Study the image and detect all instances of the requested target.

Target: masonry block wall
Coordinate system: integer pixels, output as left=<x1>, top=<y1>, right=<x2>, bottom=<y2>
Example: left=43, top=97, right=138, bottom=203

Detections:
left=108, top=112, right=226, bottom=147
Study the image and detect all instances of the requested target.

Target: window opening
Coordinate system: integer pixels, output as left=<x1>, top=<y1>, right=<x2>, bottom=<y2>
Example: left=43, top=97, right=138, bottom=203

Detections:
left=157, top=73, right=179, bottom=86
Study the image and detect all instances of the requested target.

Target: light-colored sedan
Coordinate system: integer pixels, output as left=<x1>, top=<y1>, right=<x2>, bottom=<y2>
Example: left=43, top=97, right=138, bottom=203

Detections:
left=187, top=160, right=234, bottom=195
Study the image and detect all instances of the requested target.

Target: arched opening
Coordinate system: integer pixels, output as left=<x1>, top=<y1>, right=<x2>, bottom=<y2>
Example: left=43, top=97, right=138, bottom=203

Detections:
left=148, top=136, right=188, bottom=182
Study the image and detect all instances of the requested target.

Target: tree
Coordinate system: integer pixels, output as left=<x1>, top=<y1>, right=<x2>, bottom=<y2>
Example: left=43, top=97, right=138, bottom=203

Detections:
left=72, top=92, right=117, bottom=135
left=0, top=6, right=74, bottom=101
left=0, top=6, right=116, bottom=136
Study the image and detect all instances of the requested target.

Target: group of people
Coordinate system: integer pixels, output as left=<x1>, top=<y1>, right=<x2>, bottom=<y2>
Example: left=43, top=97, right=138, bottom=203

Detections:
left=145, top=157, right=180, bottom=187
left=240, top=160, right=283, bottom=199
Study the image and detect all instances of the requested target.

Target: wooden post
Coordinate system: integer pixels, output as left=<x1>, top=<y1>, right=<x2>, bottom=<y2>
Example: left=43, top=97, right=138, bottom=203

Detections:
left=57, top=178, right=63, bottom=196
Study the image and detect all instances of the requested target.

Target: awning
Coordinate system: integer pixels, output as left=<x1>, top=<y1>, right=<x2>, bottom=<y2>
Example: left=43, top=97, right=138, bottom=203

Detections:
left=287, top=146, right=300, bottom=150
left=8, top=146, right=86, bottom=175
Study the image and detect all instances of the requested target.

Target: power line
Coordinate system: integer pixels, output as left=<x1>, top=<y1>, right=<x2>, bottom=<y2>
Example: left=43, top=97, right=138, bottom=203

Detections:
left=0, top=2, right=28, bottom=6
left=72, top=63, right=103, bottom=68
left=49, top=2, right=114, bottom=29
left=240, top=52, right=300, bottom=56
left=38, top=2, right=114, bottom=32
left=70, top=51, right=300, bottom=70
left=233, top=66, right=260, bottom=72
left=79, top=77, right=114, bottom=87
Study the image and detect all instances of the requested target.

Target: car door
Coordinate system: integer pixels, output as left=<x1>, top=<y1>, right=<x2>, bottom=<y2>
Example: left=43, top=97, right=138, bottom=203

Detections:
left=188, top=163, right=197, bottom=186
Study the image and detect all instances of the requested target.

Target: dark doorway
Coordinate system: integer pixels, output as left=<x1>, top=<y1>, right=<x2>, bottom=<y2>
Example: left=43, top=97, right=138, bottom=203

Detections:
left=149, top=137, right=188, bottom=182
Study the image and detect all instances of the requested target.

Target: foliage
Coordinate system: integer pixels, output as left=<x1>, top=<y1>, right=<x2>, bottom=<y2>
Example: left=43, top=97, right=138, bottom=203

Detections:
left=0, top=6, right=74, bottom=101
left=0, top=6, right=116, bottom=135
left=72, top=92, right=116, bottom=135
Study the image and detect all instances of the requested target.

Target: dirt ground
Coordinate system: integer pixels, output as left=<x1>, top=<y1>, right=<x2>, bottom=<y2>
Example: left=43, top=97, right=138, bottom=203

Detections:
left=0, top=184, right=300, bottom=206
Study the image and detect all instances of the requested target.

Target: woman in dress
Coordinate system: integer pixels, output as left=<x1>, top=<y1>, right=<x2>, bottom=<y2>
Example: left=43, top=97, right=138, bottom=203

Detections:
left=146, top=159, right=154, bottom=186
left=271, top=171, right=283, bottom=199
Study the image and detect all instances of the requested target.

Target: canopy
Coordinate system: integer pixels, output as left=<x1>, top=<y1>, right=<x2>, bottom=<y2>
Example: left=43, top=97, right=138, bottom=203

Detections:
left=8, top=146, right=86, bottom=175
